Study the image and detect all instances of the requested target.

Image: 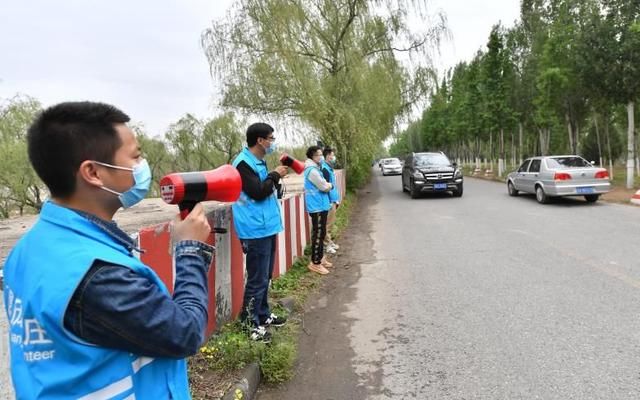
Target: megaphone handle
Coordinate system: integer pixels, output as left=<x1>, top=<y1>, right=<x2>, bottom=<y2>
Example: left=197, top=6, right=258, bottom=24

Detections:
left=178, top=201, right=197, bottom=220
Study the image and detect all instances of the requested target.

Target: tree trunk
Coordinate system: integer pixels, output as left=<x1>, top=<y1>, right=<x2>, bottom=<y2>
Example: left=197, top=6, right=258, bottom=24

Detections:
left=539, top=129, right=545, bottom=156
left=489, top=131, right=493, bottom=170
left=511, top=131, right=516, bottom=168
left=576, top=121, right=581, bottom=155
left=475, top=137, right=481, bottom=170
left=633, top=130, right=640, bottom=176
left=626, top=101, right=635, bottom=189
left=566, top=113, right=575, bottom=154
left=604, top=116, right=613, bottom=178
left=499, top=129, right=505, bottom=177
left=539, top=128, right=550, bottom=156
left=519, top=122, right=524, bottom=164
left=593, top=113, right=603, bottom=166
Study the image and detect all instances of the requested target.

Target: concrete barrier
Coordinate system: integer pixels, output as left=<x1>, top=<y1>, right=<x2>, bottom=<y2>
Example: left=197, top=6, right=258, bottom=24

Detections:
left=631, top=189, right=640, bottom=206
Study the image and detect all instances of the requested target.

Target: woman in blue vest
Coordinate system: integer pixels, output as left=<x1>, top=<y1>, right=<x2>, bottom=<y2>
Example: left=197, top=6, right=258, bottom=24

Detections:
left=304, top=146, right=334, bottom=275
left=320, top=147, right=341, bottom=254
left=3, top=102, right=212, bottom=399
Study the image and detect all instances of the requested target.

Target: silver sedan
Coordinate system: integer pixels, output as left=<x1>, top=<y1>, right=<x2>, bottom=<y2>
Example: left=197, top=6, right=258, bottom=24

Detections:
left=506, top=156, right=611, bottom=204
left=381, top=158, right=402, bottom=176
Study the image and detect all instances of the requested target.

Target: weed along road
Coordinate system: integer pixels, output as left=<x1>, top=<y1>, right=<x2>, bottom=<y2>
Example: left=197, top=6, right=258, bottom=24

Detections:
left=259, top=169, right=640, bottom=399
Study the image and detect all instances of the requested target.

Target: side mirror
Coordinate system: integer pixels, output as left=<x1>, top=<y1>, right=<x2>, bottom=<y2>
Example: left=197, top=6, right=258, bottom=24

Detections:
left=590, top=160, right=596, bottom=165
left=452, top=162, right=458, bottom=168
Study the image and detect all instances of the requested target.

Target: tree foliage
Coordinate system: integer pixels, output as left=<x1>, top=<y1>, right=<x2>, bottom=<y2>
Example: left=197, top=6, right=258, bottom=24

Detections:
left=202, top=0, right=447, bottom=187
left=391, top=0, right=639, bottom=184
left=0, top=95, right=44, bottom=217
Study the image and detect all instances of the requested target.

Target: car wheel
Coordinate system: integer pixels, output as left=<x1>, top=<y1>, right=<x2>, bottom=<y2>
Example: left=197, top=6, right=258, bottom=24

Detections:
left=535, top=185, right=549, bottom=204
left=410, top=180, right=420, bottom=199
left=585, top=194, right=600, bottom=203
left=453, top=184, right=463, bottom=197
left=507, top=181, right=518, bottom=196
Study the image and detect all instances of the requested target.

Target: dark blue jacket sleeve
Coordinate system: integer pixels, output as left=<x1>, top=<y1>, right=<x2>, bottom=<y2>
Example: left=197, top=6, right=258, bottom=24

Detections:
left=64, top=240, right=213, bottom=358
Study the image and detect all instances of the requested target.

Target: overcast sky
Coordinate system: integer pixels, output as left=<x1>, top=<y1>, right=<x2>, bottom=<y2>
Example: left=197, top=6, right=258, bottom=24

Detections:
left=0, top=0, right=520, bottom=137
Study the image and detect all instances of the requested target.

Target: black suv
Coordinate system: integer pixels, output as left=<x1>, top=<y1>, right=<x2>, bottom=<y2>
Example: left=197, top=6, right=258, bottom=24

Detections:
left=401, top=152, right=463, bottom=198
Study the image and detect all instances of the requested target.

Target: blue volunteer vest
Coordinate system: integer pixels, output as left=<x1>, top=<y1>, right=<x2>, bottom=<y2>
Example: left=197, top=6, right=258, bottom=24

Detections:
left=3, top=201, right=190, bottom=399
left=320, top=160, right=341, bottom=204
left=304, top=164, right=331, bottom=213
left=232, top=147, right=283, bottom=239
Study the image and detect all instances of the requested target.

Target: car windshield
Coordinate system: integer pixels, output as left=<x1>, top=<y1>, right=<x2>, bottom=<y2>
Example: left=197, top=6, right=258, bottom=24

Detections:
left=546, top=157, right=591, bottom=169
left=384, top=159, right=401, bottom=165
left=415, top=154, right=450, bottom=167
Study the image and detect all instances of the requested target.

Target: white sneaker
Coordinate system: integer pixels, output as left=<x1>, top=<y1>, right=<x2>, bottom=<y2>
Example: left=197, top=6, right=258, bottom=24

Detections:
left=250, top=326, right=272, bottom=343
left=325, top=246, right=337, bottom=254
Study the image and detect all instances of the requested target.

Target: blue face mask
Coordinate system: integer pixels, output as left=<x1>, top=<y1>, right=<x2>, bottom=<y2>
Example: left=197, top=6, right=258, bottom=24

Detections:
left=94, top=159, right=152, bottom=208
left=264, top=141, right=277, bottom=155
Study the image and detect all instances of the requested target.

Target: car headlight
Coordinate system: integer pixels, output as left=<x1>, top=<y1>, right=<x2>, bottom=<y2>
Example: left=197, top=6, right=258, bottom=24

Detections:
left=412, top=171, right=424, bottom=179
left=454, top=169, right=463, bottom=178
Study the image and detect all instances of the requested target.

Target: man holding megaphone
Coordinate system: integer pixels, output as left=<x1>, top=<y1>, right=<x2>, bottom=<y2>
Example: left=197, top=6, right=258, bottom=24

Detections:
left=3, top=102, right=212, bottom=398
left=232, top=122, right=288, bottom=343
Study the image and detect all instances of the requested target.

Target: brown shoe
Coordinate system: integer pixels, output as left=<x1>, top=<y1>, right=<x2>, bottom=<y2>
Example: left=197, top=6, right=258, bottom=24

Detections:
left=321, top=257, right=333, bottom=268
left=308, top=262, right=330, bottom=275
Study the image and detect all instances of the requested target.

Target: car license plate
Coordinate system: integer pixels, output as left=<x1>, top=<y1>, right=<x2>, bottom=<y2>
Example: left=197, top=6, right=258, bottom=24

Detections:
left=576, top=187, right=595, bottom=194
left=434, top=183, right=447, bottom=190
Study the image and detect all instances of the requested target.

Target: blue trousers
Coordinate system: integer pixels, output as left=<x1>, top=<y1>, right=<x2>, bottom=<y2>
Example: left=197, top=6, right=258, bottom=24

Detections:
left=240, top=235, right=276, bottom=326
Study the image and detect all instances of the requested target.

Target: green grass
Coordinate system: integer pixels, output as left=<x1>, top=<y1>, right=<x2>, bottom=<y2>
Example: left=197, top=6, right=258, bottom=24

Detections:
left=607, top=165, right=640, bottom=188
left=192, top=316, right=298, bottom=384
left=189, top=191, right=357, bottom=392
left=332, top=193, right=355, bottom=238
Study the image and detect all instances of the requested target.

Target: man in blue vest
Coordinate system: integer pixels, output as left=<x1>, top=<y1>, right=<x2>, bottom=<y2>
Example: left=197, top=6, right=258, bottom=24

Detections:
left=3, top=102, right=212, bottom=399
left=232, top=123, right=288, bottom=343
left=320, top=147, right=341, bottom=254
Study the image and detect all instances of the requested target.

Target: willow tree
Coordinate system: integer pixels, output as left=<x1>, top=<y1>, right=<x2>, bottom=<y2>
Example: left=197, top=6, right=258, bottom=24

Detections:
left=201, top=0, right=446, bottom=187
left=0, top=95, right=44, bottom=217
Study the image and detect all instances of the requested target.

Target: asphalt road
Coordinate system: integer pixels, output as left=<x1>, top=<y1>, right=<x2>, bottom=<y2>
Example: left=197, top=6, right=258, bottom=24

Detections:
left=258, top=170, right=640, bottom=400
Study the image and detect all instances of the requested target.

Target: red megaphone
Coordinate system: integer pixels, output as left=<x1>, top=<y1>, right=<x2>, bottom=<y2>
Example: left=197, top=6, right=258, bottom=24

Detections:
left=280, top=153, right=305, bottom=175
left=160, top=164, right=242, bottom=220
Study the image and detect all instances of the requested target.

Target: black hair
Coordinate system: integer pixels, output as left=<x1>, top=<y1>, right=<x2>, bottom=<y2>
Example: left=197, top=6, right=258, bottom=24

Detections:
left=306, top=145, right=322, bottom=159
left=27, top=101, right=130, bottom=198
left=323, top=147, right=334, bottom=158
left=246, top=122, right=274, bottom=147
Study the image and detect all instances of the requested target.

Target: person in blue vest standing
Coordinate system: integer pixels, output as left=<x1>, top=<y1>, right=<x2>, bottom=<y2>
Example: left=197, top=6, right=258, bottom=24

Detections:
left=320, top=147, right=341, bottom=254
left=3, top=102, right=213, bottom=399
left=304, top=146, right=334, bottom=275
left=232, top=123, right=288, bottom=343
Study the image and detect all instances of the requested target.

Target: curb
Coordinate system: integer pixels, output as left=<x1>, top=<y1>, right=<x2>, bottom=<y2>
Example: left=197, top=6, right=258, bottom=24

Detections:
left=219, top=297, right=295, bottom=400
left=277, top=297, right=295, bottom=312
left=631, top=189, right=640, bottom=205
left=221, top=362, right=261, bottom=400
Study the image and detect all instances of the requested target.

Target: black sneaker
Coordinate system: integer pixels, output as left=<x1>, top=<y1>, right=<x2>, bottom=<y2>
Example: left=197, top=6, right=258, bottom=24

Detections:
left=262, top=313, right=287, bottom=327
left=249, top=326, right=272, bottom=343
